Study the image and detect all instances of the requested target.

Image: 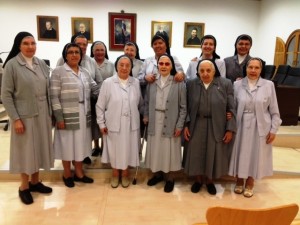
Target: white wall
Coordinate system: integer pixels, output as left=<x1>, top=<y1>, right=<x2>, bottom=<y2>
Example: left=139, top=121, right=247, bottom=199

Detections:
left=0, top=0, right=297, bottom=70
left=257, top=0, right=300, bottom=64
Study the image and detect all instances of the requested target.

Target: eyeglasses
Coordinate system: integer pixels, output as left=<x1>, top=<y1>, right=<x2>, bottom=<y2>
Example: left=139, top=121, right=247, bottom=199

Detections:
left=158, top=62, right=171, bottom=66
left=67, top=51, right=80, bottom=55
left=21, top=42, right=36, bottom=46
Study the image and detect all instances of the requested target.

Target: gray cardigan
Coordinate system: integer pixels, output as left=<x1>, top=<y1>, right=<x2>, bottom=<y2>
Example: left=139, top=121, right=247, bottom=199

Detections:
left=144, top=76, right=187, bottom=137
left=1, top=54, right=51, bottom=120
left=50, top=63, right=99, bottom=130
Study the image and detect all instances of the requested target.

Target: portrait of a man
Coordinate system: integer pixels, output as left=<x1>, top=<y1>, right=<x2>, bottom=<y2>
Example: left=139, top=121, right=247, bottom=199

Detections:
left=184, top=22, right=205, bottom=47
left=114, top=19, right=131, bottom=45
left=37, top=15, right=59, bottom=41
left=109, top=12, right=136, bottom=51
left=155, top=24, right=169, bottom=42
left=186, top=27, right=201, bottom=45
left=151, top=21, right=172, bottom=46
left=76, top=22, right=90, bottom=40
left=71, top=17, right=93, bottom=43
left=42, top=21, right=57, bottom=39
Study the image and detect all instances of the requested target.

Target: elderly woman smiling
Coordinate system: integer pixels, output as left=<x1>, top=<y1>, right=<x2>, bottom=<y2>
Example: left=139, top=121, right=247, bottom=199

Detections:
left=96, top=55, right=142, bottom=188
left=183, top=59, right=236, bottom=195
left=229, top=58, right=281, bottom=198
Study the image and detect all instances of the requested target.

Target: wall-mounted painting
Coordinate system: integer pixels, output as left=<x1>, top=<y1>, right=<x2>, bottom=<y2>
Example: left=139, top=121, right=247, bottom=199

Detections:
left=37, top=15, right=59, bottom=42
left=108, top=12, right=137, bottom=51
left=71, top=17, right=93, bottom=43
left=183, top=22, right=205, bottom=48
left=151, top=21, right=172, bottom=47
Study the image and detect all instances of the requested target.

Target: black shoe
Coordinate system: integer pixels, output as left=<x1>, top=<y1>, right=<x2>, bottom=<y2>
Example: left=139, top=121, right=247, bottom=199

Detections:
left=29, top=182, right=52, bottom=193
left=83, top=157, right=92, bottom=164
left=191, top=182, right=202, bottom=193
left=206, top=183, right=217, bottom=195
left=19, top=189, right=33, bottom=205
left=147, top=175, right=164, bottom=186
left=164, top=180, right=175, bottom=193
left=63, top=176, right=75, bottom=188
left=74, top=175, right=94, bottom=183
left=91, top=147, right=102, bottom=157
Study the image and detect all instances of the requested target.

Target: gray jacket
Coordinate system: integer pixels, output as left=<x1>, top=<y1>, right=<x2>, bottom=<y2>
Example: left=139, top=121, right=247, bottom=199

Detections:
left=186, top=76, right=236, bottom=142
left=224, top=54, right=252, bottom=83
left=96, top=75, right=142, bottom=132
left=144, top=76, right=187, bottom=137
left=1, top=54, right=51, bottom=120
left=234, top=77, right=282, bottom=136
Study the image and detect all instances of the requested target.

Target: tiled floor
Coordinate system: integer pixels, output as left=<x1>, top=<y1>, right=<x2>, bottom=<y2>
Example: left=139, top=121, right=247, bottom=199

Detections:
left=0, top=123, right=300, bottom=225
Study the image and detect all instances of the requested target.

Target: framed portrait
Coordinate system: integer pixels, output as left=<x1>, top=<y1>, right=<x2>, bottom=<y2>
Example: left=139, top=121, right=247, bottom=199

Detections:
left=108, top=12, right=137, bottom=51
left=71, top=17, right=93, bottom=43
left=151, top=21, right=172, bottom=47
left=37, top=15, right=59, bottom=42
left=183, top=22, right=205, bottom=48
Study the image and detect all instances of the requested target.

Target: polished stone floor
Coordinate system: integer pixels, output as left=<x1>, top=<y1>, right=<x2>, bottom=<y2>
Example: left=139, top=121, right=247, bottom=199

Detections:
left=0, top=123, right=300, bottom=225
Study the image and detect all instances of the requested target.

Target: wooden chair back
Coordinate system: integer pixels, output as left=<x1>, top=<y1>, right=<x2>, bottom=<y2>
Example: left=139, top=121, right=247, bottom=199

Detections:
left=206, top=204, right=299, bottom=225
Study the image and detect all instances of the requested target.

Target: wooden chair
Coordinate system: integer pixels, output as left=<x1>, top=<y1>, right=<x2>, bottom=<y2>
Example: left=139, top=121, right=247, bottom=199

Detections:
left=204, top=204, right=299, bottom=225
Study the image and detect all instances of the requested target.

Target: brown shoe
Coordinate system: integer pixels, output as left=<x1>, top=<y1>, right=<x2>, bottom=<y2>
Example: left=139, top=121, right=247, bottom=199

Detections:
left=243, top=186, right=254, bottom=198
left=111, top=176, right=119, bottom=188
left=121, top=176, right=130, bottom=188
left=234, top=185, right=244, bottom=194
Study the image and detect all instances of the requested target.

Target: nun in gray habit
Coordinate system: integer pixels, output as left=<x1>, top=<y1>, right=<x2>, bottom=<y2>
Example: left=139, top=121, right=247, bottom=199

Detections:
left=183, top=59, right=236, bottom=195
left=1, top=32, right=53, bottom=205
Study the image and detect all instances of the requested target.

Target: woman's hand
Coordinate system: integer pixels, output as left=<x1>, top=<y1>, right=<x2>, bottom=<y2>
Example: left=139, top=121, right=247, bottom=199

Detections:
left=174, top=129, right=181, bottom=137
left=226, top=112, right=233, bottom=120
left=143, top=117, right=149, bottom=125
left=101, top=127, right=108, bottom=135
left=145, top=74, right=156, bottom=83
left=174, top=72, right=185, bottom=82
left=183, top=127, right=191, bottom=141
left=266, top=132, right=276, bottom=144
left=14, top=119, right=25, bottom=134
left=223, top=131, right=233, bottom=144
left=56, top=121, right=65, bottom=129
left=191, top=57, right=198, bottom=62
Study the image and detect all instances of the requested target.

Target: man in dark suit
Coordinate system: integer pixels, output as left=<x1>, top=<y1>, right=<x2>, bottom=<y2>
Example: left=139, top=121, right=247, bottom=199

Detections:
left=187, top=27, right=201, bottom=45
left=42, top=21, right=57, bottom=39
left=155, top=25, right=169, bottom=43
left=76, top=23, right=90, bottom=40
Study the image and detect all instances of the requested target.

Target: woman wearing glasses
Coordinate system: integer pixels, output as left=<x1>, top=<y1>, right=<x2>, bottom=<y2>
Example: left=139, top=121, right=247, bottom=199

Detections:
left=1, top=32, right=54, bottom=205
left=50, top=43, right=99, bottom=188
left=143, top=54, right=186, bottom=193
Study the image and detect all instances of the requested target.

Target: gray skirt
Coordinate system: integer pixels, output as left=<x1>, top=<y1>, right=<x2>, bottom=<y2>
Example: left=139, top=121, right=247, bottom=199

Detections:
left=183, top=117, right=229, bottom=179
left=10, top=99, right=54, bottom=174
left=145, top=111, right=182, bottom=173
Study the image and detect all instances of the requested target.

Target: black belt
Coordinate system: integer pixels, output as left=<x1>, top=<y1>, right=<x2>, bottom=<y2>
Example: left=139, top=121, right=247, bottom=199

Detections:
left=79, top=101, right=85, bottom=104
left=197, top=115, right=212, bottom=119
left=155, top=109, right=166, bottom=112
